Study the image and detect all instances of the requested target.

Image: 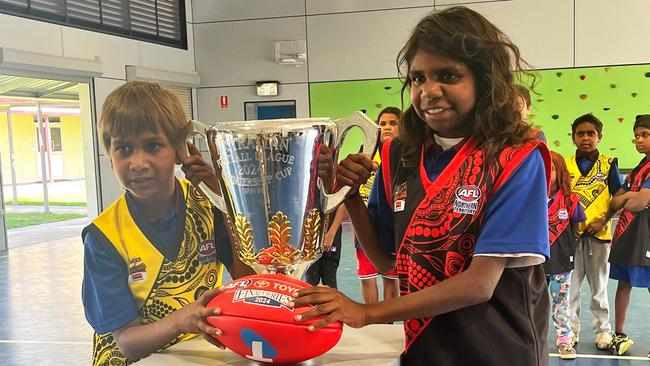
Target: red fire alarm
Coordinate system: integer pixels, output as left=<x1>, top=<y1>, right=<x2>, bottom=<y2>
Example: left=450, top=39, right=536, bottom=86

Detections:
left=220, top=95, right=228, bottom=109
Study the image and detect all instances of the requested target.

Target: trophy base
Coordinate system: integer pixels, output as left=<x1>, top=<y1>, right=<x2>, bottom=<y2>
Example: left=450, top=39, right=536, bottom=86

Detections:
left=206, top=273, right=343, bottom=364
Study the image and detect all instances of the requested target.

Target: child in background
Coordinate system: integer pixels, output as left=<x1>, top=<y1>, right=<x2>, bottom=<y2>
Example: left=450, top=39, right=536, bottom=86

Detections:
left=82, top=81, right=251, bottom=365
left=354, top=106, right=401, bottom=304
left=515, top=84, right=546, bottom=143
left=545, top=151, right=586, bottom=360
left=566, top=113, right=623, bottom=350
left=292, top=7, right=551, bottom=365
left=304, top=205, right=346, bottom=289
left=607, top=114, right=650, bottom=357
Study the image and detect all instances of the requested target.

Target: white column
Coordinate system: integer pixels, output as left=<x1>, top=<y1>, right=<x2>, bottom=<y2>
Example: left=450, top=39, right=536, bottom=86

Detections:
left=35, top=103, right=49, bottom=213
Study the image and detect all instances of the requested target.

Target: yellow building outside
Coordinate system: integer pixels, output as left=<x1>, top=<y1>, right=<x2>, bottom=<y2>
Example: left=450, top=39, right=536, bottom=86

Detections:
left=0, top=113, right=84, bottom=184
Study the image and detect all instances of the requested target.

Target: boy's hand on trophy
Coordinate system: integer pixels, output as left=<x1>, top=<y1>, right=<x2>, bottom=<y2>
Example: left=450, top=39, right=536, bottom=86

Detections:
left=180, top=141, right=221, bottom=195
left=336, top=154, right=378, bottom=194
left=317, top=145, right=336, bottom=193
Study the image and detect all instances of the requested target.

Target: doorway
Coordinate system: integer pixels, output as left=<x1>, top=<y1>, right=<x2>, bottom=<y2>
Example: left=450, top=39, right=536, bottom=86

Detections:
left=0, top=74, right=96, bottom=251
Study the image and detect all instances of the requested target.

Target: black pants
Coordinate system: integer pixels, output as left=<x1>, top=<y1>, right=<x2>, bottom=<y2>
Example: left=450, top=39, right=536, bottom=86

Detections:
left=304, top=227, right=342, bottom=289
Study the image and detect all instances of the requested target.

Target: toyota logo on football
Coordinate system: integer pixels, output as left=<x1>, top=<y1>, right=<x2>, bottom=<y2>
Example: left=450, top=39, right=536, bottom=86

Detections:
left=455, top=185, right=481, bottom=202
left=254, top=280, right=271, bottom=288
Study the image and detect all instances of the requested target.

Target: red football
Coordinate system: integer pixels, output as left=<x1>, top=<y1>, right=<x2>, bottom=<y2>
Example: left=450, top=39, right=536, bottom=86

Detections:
left=206, top=274, right=343, bottom=364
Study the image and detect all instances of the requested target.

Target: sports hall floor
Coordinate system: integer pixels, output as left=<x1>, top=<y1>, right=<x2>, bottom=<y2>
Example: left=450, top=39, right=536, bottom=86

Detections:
left=0, top=220, right=648, bottom=365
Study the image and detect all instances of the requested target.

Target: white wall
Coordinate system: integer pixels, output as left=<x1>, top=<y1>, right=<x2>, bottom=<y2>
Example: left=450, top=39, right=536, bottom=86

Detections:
left=3, top=0, right=650, bottom=211
left=192, top=0, right=650, bottom=125
left=0, top=1, right=197, bottom=210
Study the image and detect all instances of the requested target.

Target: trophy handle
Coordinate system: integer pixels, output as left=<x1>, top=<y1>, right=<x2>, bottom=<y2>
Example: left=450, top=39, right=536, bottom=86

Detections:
left=186, top=120, right=228, bottom=213
left=322, top=111, right=378, bottom=213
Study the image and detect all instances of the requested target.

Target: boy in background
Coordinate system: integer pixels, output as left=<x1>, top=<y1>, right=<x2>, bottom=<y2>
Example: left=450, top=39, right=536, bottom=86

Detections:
left=608, top=114, right=650, bottom=356
left=566, top=113, right=623, bottom=350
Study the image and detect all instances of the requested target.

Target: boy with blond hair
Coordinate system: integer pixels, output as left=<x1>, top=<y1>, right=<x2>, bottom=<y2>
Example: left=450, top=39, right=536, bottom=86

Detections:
left=82, top=81, right=251, bottom=365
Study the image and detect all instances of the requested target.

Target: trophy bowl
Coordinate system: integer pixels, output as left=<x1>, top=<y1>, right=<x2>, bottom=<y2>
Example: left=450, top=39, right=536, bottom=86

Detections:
left=198, top=111, right=377, bottom=279
left=194, top=112, right=378, bottom=363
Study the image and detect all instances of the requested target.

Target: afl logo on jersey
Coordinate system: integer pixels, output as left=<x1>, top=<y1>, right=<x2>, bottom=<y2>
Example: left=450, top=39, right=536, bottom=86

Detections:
left=454, top=185, right=481, bottom=215
left=198, top=240, right=217, bottom=265
left=558, top=208, right=569, bottom=220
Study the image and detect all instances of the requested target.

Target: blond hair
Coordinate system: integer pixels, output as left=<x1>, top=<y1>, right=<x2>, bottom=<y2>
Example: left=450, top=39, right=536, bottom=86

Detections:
left=98, top=81, right=191, bottom=152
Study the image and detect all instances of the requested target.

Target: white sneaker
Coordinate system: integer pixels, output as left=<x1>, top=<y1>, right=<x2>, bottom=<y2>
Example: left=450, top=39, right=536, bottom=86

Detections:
left=596, top=332, right=613, bottom=350
left=558, top=343, right=577, bottom=360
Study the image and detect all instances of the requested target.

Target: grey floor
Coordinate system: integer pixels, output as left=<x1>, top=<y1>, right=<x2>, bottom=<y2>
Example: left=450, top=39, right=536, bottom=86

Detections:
left=1, top=220, right=649, bottom=365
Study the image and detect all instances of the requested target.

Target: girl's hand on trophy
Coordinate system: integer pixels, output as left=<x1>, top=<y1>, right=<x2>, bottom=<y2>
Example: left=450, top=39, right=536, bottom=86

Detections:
left=289, top=286, right=368, bottom=330
left=336, top=154, right=379, bottom=192
left=180, top=141, right=221, bottom=195
left=173, top=286, right=228, bottom=349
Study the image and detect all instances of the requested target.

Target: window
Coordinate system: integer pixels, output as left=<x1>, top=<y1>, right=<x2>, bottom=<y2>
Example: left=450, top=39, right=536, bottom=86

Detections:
left=35, top=126, right=63, bottom=152
left=0, top=0, right=187, bottom=49
left=245, top=100, right=297, bottom=121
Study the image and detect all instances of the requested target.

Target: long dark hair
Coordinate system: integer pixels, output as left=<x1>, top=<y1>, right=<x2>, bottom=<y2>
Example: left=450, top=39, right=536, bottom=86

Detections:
left=397, top=6, right=536, bottom=164
left=550, top=151, right=571, bottom=196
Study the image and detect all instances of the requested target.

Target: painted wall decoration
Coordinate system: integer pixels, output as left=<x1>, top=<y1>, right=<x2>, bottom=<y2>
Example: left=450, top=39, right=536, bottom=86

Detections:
left=524, top=64, right=650, bottom=170
left=310, top=64, right=650, bottom=170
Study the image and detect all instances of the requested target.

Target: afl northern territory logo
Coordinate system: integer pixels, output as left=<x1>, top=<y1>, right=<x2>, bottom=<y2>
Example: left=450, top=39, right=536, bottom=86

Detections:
left=453, top=185, right=481, bottom=215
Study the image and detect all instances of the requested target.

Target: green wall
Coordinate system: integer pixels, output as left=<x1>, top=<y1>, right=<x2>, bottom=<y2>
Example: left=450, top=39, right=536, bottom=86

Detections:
left=310, top=79, right=406, bottom=162
left=310, top=64, right=650, bottom=170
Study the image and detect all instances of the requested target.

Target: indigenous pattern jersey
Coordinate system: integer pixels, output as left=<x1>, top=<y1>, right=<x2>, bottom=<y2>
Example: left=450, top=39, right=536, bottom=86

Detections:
left=84, top=179, right=224, bottom=365
left=611, top=158, right=650, bottom=266
left=546, top=189, right=580, bottom=274
left=566, top=154, right=614, bottom=241
left=383, top=137, right=550, bottom=366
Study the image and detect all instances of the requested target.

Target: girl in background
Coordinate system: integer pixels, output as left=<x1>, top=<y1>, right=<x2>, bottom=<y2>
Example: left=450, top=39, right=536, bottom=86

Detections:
left=545, top=151, right=585, bottom=360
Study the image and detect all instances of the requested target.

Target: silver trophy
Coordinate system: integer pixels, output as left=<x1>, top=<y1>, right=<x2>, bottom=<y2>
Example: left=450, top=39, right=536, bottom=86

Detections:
left=192, top=112, right=378, bottom=280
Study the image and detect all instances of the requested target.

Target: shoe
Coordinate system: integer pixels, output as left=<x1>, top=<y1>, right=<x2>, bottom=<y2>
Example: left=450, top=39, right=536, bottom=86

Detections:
left=558, top=343, right=577, bottom=360
left=596, top=331, right=613, bottom=350
left=610, top=333, right=634, bottom=356
left=570, top=334, right=579, bottom=347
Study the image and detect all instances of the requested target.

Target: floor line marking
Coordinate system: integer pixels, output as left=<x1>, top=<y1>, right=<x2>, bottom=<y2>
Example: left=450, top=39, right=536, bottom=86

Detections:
left=0, top=340, right=91, bottom=345
left=550, top=352, right=649, bottom=361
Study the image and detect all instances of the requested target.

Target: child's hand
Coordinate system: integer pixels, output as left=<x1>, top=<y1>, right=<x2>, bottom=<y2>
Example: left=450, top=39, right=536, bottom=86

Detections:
left=290, top=286, right=368, bottom=331
left=336, top=154, right=379, bottom=196
left=322, top=230, right=336, bottom=251
left=173, top=287, right=227, bottom=349
left=583, top=218, right=606, bottom=236
left=180, top=141, right=221, bottom=195
left=623, top=198, right=649, bottom=213
left=317, top=145, right=336, bottom=193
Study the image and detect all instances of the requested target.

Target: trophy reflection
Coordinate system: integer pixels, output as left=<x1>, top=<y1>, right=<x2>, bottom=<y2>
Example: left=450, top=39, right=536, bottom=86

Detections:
left=196, top=112, right=377, bottom=280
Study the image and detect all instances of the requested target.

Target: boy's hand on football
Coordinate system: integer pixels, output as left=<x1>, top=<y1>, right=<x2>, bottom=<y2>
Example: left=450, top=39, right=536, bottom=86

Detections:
left=180, top=141, right=221, bottom=195
left=174, top=287, right=227, bottom=349
left=290, top=286, right=368, bottom=331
